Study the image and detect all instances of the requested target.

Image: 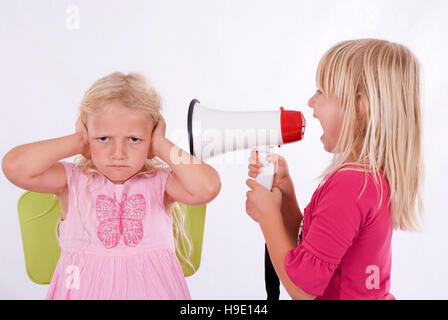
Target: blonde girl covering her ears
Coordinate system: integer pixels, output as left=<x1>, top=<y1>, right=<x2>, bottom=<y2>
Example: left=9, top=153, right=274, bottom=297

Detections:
left=2, top=72, right=221, bottom=299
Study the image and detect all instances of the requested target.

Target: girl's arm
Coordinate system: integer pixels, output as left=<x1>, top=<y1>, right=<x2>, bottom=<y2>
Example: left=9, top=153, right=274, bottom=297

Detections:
left=245, top=179, right=316, bottom=300
left=2, top=132, right=86, bottom=195
left=149, top=116, right=221, bottom=206
left=280, top=176, right=303, bottom=245
left=260, top=211, right=315, bottom=300
left=153, top=136, right=221, bottom=206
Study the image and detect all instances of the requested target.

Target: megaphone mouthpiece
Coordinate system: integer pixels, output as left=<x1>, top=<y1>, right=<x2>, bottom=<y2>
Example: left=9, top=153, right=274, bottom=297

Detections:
left=280, top=106, right=306, bottom=143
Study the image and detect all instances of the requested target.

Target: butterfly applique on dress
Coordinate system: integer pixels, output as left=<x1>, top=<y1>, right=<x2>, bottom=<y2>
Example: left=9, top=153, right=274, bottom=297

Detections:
left=96, top=192, right=146, bottom=249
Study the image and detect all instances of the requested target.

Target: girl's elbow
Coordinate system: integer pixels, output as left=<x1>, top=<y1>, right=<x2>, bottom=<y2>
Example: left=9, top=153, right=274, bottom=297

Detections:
left=208, top=178, right=221, bottom=200
left=198, top=181, right=221, bottom=204
left=203, top=170, right=221, bottom=201
left=289, top=287, right=317, bottom=300
left=283, top=275, right=316, bottom=300
left=194, top=179, right=221, bottom=205
left=2, top=153, right=19, bottom=182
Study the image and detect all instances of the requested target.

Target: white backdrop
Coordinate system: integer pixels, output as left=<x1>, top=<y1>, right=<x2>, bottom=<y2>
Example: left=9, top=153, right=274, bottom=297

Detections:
left=1, top=0, right=447, bottom=299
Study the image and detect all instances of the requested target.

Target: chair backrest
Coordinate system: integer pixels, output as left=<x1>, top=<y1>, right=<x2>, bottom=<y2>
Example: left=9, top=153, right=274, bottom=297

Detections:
left=17, top=191, right=206, bottom=284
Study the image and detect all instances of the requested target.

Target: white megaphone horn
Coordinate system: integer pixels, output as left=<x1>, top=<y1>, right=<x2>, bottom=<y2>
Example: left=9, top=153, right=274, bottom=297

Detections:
left=187, top=99, right=306, bottom=190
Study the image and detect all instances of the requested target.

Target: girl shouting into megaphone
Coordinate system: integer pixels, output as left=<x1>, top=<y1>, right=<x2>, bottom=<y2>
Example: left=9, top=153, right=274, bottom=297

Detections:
left=246, top=39, right=424, bottom=300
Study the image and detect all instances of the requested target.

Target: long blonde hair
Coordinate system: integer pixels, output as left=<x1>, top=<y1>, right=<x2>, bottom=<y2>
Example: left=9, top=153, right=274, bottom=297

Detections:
left=71, top=72, right=194, bottom=270
left=316, top=39, right=424, bottom=231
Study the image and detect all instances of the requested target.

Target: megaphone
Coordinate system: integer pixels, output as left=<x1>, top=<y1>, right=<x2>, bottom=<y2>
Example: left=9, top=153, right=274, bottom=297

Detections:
left=187, top=99, right=306, bottom=190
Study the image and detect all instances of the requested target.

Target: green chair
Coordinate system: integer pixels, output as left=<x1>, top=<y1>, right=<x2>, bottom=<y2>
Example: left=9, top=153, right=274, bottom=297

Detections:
left=17, top=191, right=206, bottom=284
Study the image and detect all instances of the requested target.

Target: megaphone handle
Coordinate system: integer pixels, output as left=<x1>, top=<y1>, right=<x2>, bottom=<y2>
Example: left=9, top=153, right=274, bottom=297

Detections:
left=252, top=146, right=280, bottom=300
left=253, top=146, right=275, bottom=191
left=255, top=163, right=275, bottom=190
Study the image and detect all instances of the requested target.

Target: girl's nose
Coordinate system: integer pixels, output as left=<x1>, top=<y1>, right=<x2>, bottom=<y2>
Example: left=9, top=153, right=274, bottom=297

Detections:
left=308, top=93, right=317, bottom=109
left=112, top=142, right=127, bottom=159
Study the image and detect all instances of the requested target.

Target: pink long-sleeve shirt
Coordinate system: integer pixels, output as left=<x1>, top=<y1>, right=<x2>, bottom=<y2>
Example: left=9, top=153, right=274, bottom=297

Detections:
left=284, top=165, right=395, bottom=300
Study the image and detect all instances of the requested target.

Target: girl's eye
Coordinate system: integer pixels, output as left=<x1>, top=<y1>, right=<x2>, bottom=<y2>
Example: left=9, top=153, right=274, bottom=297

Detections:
left=316, top=89, right=323, bottom=95
left=96, top=137, right=141, bottom=143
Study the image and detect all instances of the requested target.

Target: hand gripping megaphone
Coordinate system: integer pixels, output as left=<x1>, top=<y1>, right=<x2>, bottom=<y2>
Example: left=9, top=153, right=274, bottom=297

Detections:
left=187, top=99, right=306, bottom=190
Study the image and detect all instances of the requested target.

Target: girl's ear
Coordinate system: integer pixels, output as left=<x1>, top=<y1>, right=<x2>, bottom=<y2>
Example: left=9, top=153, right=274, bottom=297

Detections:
left=355, top=93, right=368, bottom=119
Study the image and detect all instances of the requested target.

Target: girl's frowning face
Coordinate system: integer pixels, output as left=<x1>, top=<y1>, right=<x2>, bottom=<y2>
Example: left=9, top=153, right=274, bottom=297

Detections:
left=307, top=90, right=343, bottom=153
left=86, top=100, right=154, bottom=184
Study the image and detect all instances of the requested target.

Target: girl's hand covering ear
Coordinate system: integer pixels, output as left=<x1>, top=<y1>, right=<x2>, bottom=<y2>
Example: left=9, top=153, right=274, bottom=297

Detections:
left=75, top=117, right=90, bottom=159
left=245, top=178, right=282, bottom=224
left=148, top=115, right=166, bottom=159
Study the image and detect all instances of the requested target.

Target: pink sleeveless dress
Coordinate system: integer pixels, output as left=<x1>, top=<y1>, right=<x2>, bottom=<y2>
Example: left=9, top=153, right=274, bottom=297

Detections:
left=45, top=161, right=191, bottom=300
